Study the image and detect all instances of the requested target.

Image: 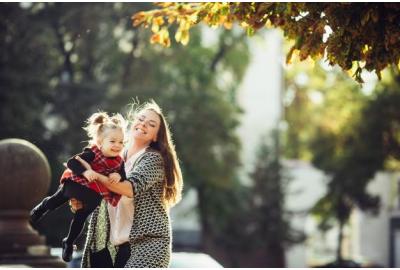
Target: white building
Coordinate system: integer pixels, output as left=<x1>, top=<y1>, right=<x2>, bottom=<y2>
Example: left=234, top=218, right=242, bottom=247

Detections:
left=236, top=29, right=284, bottom=184
left=284, top=162, right=399, bottom=267
left=172, top=26, right=399, bottom=268
left=233, top=27, right=398, bottom=268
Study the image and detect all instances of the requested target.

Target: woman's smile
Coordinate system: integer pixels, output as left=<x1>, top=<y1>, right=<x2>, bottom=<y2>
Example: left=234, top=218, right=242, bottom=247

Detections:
left=135, top=127, right=147, bottom=134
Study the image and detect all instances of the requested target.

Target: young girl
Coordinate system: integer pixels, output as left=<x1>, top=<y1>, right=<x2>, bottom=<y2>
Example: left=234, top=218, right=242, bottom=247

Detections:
left=29, top=112, right=127, bottom=262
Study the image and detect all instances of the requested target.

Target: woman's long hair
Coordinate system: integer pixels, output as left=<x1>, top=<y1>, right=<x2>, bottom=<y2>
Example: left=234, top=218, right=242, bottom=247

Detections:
left=128, top=100, right=183, bottom=207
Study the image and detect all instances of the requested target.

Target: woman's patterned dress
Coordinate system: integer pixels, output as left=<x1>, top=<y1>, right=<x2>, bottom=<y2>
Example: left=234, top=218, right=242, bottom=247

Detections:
left=81, top=150, right=172, bottom=268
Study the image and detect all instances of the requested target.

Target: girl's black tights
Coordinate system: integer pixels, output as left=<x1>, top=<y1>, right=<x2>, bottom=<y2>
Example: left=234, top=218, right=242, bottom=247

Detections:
left=39, top=180, right=102, bottom=244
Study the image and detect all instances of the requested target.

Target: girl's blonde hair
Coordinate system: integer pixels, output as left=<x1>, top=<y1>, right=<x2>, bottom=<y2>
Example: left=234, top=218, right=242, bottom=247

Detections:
left=83, top=111, right=127, bottom=146
left=128, top=100, right=183, bottom=207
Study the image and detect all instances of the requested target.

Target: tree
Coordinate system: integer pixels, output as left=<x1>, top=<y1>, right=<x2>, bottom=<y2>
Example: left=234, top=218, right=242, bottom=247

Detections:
left=132, top=3, right=400, bottom=83
left=1, top=4, right=253, bottom=261
left=283, top=58, right=372, bottom=262
left=283, top=58, right=367, bottom=161
left=0, top=3, right=55, bottom=149
left=283, top=55, right=400, bottom=262
left=197, top=131, right=304, bottom=267
left=246, top=131, right=304, bottom=267
left=310, top=73, right=400, bottom=263
left=0, top=2, right=152, bottom=245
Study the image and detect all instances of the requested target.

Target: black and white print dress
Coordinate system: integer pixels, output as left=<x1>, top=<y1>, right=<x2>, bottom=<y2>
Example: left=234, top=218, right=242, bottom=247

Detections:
left=81, top=149, right=172, bottom=268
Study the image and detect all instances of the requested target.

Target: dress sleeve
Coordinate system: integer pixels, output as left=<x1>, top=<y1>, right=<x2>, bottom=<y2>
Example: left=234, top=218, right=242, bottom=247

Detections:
left=119, top=162, right=127, bottom=181
left=66, top=149, right=95, bottom=175
left=126, top=152, right=165, bottom=195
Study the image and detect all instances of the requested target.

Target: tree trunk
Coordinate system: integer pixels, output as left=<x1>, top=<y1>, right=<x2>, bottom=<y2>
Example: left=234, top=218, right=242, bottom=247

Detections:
left=196, top=184, right=212, bottom=249
left=336, top=219, right=344, bottom=262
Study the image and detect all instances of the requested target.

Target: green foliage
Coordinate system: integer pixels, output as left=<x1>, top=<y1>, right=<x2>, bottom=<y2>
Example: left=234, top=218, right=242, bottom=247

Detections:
left=2, top=3, right=305, bottom=266
left=249, top=131, right=304, bottom=250
left=0, top=3, right=251, bottom=261
left=284, top=56, right=400, bottom=260
left=283, top=59, right=365, bottom=161
left=199, top=131, right=304, bottom=267
left=133, top=3, right=400, bottom=83
left=310, top=75, right=400, bottom=228
left=0, top=3, right=54, bottom=146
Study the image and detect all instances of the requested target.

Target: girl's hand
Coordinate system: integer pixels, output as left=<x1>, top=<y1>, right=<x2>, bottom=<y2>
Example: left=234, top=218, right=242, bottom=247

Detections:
left=75, top=156, right=92, bottom=170
left=76, top=156, right=97, bottom=181
left=69, top=198, right=83, bottom=213
left=109, top=172, right=121, bottom=184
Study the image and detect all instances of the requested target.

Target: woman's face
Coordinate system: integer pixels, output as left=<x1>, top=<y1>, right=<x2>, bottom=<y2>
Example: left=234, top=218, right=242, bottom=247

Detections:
left=131, top=109, right=161, bottom=144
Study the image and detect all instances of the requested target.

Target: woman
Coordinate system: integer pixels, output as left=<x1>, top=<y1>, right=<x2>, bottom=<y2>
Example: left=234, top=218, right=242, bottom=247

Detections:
left=71, top=100, right=183, bottom=267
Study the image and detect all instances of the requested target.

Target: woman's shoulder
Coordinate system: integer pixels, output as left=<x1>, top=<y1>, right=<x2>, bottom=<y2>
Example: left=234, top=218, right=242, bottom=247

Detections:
left=132, top=149, right=165, bottom=174
left=142, top=148, right=163, bottom=161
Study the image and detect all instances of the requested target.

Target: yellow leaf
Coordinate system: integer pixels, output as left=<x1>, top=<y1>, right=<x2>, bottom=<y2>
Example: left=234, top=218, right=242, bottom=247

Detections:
left=362, top=44, right=369, bottom=55
left=211, top=3, right=221, bottom=13
left=188, top=13, right=198, bottom=24
left=180, top=30, right=190, bottom=45
left=132, top=11, right=146, bottom=27
left=163, top=37, right=171, bottom=47
left=153, top=16, right=165, bottom=26
left=150, top=33, right=161, bottom=44
left=223, top=20, right=233, bottom=29
left=151, top=23, right=160, bottom=33
left=158, top=2, right=174, bottom=8
left=159, top=27, right=169, bottom=39
left=179, top=18, right=190, bottom=31
left=168, top=15, right=176, bottom=24
left=175, top=29, right=182, bottom=42
left=240, top=21, right=249, bottom=28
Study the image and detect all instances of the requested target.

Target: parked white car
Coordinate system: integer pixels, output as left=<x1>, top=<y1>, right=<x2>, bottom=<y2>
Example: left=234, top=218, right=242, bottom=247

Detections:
left=51, top=248, right=223, bottom=268
left=170, top=252, right=223, bottom=268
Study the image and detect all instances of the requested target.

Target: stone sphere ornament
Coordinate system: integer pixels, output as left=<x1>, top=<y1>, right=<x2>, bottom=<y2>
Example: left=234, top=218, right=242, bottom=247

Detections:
left=0, top=138, right=65, bottom=267
left=0, top=138, right=51, bottom=210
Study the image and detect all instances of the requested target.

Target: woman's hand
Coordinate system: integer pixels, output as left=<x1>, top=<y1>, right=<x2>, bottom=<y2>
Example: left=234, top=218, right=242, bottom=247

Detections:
left=75, top=154, right=133, bottom=197
left=109, top=172, right=121, bottom=184
left=69, top=198, right=83, bottom=213
left=75, top=156, right=98, bottom=182
left=83, top=169, right=98, bottom=182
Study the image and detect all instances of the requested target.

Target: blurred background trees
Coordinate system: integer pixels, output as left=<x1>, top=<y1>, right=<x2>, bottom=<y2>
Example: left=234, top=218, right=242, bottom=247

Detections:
left=1, top=2, right=301, bottom=267
left=283, top=58, right=400, bottom=264
left=2, top=2, right=400, bottom=267
left=1, top=2, right=251, bottom=254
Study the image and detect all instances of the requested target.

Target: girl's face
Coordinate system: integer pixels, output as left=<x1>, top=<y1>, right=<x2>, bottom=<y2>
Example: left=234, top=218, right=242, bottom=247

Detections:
left=99, top=129, right=124, bottom=157
left=131, top=109, right=161, bottom=144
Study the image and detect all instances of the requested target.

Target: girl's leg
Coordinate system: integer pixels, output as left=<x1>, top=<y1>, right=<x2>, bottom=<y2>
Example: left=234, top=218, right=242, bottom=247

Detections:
left=65, top=210, right=90, bottom=245
left=61, top=210, right=90, bottom=262
left=64, top=183, right=102, bottom=244
left=61, top=181, right=102, bottom=262
left=30, top=184, right=69, bottom=224
left=114, top=243, right=131, bottom=267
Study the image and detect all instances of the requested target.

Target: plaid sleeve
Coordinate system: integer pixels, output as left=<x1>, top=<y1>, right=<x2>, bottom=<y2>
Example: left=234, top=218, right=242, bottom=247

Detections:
left=119, top=162, right=127, bottom=181
left=127, top=152, right=165, bottom=195
left=67, top=149, right=95, bottom=175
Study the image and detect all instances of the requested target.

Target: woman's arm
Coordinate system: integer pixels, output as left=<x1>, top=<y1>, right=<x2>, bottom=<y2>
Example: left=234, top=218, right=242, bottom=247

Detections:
left=75, top=156, right=134, bottom=198
left=95, top=172, right=134, bottom=198
left=127, top=152, right=165, bottom=195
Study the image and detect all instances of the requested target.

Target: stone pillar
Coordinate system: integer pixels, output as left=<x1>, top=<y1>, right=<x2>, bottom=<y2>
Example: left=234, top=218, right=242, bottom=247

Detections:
left=0, top=138, right=65, bottom=267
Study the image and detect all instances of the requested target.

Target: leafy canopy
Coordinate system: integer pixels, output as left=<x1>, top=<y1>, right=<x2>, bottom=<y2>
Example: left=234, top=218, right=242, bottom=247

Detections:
left=1, top=3, right=250, bottom=253
left=132, top=3, right=400, bottom=82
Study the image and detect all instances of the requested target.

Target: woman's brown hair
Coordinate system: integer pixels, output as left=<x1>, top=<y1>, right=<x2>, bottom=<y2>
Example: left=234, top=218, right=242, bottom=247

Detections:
left=128, top=100, right=183, bottom=207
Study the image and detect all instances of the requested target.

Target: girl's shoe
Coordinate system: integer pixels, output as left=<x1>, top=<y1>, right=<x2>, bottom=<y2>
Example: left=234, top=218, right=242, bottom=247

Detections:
left=29, top=199, right=49, bottom=226
left=62, top=238, right=73, bottom=262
